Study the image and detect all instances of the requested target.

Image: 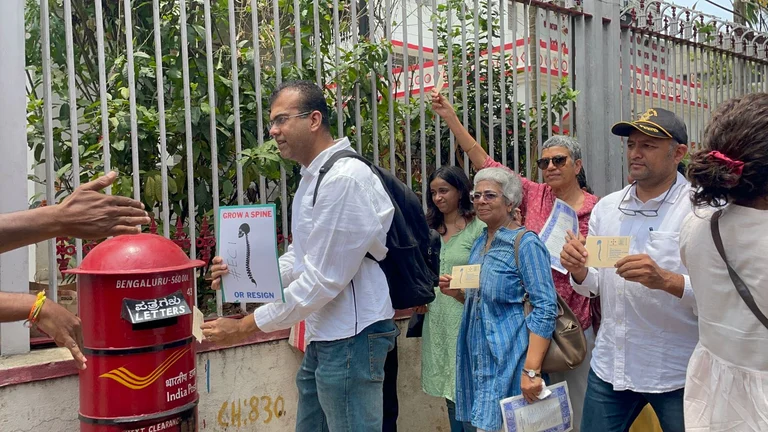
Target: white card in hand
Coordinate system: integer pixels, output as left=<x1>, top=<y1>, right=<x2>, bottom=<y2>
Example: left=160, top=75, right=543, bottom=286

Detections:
left=193, top=306, right=205, bottom=342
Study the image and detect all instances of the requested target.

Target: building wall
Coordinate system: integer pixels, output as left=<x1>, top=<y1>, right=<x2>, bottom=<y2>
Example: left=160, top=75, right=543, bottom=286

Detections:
left=0, top=321, right=450, bottom=432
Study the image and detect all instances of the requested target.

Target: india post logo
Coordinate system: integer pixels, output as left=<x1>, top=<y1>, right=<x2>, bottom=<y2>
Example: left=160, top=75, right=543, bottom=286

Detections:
left=99, top=348, right=189, bottom=390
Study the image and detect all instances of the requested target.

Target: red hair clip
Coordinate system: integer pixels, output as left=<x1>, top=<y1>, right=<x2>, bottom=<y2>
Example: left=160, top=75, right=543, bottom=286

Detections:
left=708, top=151, right=744, bottom=177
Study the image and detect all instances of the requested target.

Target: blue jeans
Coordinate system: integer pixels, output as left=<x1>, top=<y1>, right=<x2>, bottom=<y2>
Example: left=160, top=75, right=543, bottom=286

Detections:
left=295, top=319, right=398, bottom=432
left=581, top=368, right=684, bottom=432
left=446, top=399, right=476, bottom=432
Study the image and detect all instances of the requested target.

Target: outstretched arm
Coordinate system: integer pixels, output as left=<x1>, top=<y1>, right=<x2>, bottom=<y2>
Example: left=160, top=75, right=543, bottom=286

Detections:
left=0, top=172, right=149, bottom=254
left=431, top=90, right=491, bottom=171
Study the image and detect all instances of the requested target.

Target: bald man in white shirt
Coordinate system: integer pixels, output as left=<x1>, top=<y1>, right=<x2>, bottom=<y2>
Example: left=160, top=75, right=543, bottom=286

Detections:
left=561, top=108, right=698, bottom=432
left=204, top=81, right=397, bottom=432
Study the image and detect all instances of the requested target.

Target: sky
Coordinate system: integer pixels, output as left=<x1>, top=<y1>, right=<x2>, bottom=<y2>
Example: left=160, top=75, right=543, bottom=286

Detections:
left=672, top=0, right=735, bottom=21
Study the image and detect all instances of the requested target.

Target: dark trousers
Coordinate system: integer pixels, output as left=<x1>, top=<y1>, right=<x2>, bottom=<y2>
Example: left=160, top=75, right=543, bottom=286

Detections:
left=382, top=339, right=399, bottom=432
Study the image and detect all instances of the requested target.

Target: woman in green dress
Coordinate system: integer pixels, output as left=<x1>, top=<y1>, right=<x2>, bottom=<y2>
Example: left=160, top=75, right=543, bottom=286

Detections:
left=415, top=166, right=485, bottom=431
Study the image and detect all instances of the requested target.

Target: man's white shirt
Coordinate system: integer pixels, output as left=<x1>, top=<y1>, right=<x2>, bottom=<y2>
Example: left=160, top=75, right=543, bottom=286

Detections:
left=254, top=137, right=395, bottom=343
left=571, top=172, right=698, bottom=392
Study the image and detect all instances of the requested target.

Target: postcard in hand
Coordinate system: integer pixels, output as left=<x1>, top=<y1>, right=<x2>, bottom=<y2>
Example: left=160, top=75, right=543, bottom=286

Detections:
left=585, top=236, right=631, bottom=268
left=450, top=264, right=481, bottom=289
left=216, top=205, right=284, bottom=303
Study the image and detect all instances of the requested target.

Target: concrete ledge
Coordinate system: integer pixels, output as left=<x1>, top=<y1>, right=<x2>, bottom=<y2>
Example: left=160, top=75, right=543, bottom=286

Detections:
left=0, top=310, right=413, bottom=388
left=0, top=315, right=448, bottom=432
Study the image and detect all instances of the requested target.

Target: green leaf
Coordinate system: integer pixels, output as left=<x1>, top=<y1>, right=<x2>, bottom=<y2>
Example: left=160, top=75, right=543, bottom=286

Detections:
left=223, top=179, right=234, bottom=197
left=154, top=174, right=163, bottom=201
left=191, top=107, right=201, bottom=125
left=167, top=175, right=178, bottom=194
left=119, top=87, right=130, bottom=99
left=56, top=163, right=72, bottom=178
left=217, top=76, right=233, bottom=88
left=134, top=51, right=151, bottom=60
left=195, top=182, right=210, bottom=209
left=145, top=176, right=156, bottom=203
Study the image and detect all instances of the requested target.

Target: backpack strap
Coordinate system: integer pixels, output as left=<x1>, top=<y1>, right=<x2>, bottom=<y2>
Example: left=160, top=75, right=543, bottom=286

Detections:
left=711, top=209, right=768, bottom=330
left=312, top=150, right=371, bottom=206
left=311, top=149, right=378, bottom=262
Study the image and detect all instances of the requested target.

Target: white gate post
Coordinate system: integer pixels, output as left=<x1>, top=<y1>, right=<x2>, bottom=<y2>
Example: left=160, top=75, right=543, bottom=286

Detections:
left=0, top=0, right=32, bottom=356
left=573, top=0, right=625, bottom=196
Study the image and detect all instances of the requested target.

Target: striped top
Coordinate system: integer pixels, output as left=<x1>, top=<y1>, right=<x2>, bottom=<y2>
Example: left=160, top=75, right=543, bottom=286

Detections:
left=454, top=227, right=558, bottom=431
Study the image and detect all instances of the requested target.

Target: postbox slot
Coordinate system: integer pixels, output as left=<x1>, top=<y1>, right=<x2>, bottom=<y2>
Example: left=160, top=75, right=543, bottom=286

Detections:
left=132, top=316, right=179, bottom=331
left=121, top=290, right=191, bottom=328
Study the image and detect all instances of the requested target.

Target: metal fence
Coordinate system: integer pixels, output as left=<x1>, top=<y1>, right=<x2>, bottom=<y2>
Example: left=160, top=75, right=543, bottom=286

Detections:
left=2, top=0, right=767, bottom=354
left=620, top=0, right=768, bottom=149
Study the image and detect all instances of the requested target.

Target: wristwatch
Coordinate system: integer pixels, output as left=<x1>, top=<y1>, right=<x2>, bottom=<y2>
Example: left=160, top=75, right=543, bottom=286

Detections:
left=523, top=368, right=541, bottom=379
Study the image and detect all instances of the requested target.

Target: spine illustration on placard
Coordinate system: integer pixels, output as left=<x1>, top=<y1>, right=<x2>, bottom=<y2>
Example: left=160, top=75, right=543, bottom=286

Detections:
left=238, top=223, right=258, bottom=288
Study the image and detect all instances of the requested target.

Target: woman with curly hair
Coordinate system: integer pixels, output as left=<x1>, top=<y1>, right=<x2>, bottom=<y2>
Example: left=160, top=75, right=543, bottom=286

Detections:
left=681, top=92, right=768, bottom=431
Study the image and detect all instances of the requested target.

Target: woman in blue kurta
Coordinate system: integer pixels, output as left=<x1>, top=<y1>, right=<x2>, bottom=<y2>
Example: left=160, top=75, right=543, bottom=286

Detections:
left=441, top=167, right=558, bottom=431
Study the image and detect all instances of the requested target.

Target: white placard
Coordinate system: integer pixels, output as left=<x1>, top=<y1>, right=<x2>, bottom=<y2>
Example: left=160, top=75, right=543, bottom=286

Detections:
left=500, top=381, right=574, bottom=432
left=538, top=199, right=579, bottom=274
left=216, top=204, right=284, bottom=303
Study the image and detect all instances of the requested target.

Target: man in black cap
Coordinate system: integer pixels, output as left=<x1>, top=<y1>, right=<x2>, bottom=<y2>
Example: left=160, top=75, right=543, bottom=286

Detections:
left=560, top=108, right=697, bottom=432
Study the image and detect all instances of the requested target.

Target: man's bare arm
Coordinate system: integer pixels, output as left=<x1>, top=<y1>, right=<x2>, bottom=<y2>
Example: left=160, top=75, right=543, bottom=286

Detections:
left=0, top=172, right=149, bottom=254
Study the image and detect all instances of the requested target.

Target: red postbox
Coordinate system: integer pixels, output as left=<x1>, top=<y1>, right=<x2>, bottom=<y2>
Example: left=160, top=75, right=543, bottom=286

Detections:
left=67, top=234, right=205, bottom=432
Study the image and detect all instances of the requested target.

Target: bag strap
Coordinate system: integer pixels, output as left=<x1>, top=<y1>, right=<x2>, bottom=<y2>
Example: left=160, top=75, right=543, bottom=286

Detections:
left=711, top=209, right=768, bottom=330
left=312, top=150, right=370, bottom=206
left=514, top=229, right=536, bottom=269
left=514, top=229, right=535, bottom=297
left=311, top=149, right=378, bottom=262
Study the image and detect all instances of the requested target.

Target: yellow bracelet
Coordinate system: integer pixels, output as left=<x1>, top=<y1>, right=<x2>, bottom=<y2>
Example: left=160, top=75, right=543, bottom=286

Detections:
left=24, top=292, right=47, bottom=328
left=466, top=142, right=478, bottom=153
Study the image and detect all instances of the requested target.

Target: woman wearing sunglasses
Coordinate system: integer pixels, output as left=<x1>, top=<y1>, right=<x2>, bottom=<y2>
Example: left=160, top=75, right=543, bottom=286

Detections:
left=432, top=90, right=598, bottom=431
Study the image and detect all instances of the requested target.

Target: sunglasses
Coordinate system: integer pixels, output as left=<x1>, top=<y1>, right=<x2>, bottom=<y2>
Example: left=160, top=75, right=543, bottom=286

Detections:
left=536, top=155, right=569, bottom=170
left=617, top=179, right=677, bottom=217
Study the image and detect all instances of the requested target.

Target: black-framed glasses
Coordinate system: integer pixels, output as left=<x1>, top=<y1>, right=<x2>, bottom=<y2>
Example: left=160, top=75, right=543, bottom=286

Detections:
left=617, top=178, right=677, bottom=217
left=536, top=155, right=569, bottom=170
left=471, top=191, right=501, bottom=203
left=269, top=111, right=312, bottom=128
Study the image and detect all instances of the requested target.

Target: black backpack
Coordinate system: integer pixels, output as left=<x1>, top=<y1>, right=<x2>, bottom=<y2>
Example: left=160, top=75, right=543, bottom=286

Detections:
left=312, top=150, right=439, bottom=309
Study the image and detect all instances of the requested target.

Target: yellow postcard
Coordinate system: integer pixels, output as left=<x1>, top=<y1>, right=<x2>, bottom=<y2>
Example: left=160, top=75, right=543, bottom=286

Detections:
left=450, top=264, right=481, bottom=289
left=585, top=236, right=631, bottom=268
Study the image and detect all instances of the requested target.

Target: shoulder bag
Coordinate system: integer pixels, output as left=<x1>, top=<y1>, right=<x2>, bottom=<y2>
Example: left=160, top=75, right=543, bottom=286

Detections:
left=517, top=229, right=587, bottom=373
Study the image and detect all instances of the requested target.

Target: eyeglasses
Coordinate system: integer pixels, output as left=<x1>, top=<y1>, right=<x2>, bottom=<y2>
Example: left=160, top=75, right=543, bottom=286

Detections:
left=269, top=111, right=312, bottom=129
left=471, top=191, right=501, bottom=203
left=617, top=179, right=677, bottom=217
left=536, top=155, right=569, bottom=170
